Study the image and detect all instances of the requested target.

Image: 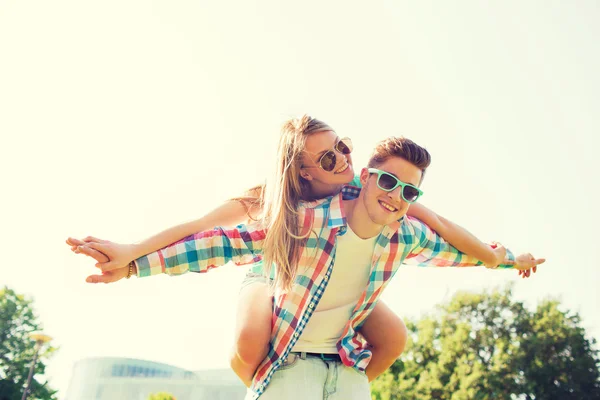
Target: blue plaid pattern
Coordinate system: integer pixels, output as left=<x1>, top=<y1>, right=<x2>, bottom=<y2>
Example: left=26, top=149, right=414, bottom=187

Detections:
left=135, top=185, right=516, bottom=399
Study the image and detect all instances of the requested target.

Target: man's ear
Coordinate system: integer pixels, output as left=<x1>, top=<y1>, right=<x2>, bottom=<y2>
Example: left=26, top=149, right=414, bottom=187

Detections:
left=359, top=167, right=370, bottom=186
left=300, top=169, right=314, bottom=181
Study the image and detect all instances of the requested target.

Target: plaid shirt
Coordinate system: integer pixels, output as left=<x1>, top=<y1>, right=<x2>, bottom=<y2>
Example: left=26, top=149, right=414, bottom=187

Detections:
left=135, top=186, right=516, bottom=399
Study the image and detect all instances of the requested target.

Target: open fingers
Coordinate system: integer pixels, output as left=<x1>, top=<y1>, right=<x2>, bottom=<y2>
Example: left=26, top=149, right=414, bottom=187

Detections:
left=95, top=261, right=120, bottom=272
left=86, top=268, right=128, bottom=283
left=85, top=241, right=111, bottom=255
left=85, top=270, right=122, bottom=284
left=86, top=273, right=114, bottom=284
left=83, top=236, right=108, bottom=244
left=66, top=237, right=86, bottom=246
left=76, top=245, right=109, bottom=263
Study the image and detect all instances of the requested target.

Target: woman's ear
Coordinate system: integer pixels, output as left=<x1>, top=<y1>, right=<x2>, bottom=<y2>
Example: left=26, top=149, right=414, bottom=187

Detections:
left=300, top=169, right=313, bottom=181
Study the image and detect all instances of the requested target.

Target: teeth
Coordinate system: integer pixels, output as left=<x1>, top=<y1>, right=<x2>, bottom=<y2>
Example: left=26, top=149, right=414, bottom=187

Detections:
left=379, top=200, right=397, bottom=212
left=335, top=164, right=349, bottom=173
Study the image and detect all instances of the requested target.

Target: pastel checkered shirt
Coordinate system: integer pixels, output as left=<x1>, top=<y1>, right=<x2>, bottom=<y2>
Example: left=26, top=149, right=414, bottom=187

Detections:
left=135, top=186, right=516, bottom=399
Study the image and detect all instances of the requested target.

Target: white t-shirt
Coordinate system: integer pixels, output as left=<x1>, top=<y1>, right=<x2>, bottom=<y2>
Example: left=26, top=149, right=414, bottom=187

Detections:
left=292, top=225, right=376, bottom=353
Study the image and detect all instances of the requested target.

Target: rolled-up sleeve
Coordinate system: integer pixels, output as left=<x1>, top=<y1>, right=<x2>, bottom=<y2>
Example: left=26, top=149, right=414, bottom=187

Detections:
left=135, top=222, right=266, bottom=277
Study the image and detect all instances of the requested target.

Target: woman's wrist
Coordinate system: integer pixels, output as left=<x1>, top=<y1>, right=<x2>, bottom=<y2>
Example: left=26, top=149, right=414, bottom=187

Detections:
left=483, top=245, right=505, bottom=269
left=127, top=243, right=144, bottom=262
left=126, top=261, right=136, bottom=279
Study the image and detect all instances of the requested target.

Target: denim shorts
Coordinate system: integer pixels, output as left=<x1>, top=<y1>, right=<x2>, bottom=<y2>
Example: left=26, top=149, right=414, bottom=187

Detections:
left=245, top=352, right=370, bottom=399
left=240, top=271, right=268, bottom=291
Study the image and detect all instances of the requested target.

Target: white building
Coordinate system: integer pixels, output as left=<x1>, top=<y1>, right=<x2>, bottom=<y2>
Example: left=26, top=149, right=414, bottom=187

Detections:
left=65, top=357, right=246, bottom=400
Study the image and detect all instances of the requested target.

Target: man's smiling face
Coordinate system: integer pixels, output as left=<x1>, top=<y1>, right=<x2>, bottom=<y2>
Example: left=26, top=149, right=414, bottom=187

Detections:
left=360, top=156, right=423, bottom=227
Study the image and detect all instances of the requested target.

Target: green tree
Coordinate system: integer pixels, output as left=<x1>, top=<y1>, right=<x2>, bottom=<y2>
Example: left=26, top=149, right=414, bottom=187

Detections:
left=371, top=286, right=600, bottom=400
left=0, top=287, right=57, bottom=400
left=147, top=392, right=176, bottom=400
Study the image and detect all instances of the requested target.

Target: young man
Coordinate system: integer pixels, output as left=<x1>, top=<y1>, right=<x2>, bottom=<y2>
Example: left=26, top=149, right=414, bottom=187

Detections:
left=72, top=137, right=543, bottom=399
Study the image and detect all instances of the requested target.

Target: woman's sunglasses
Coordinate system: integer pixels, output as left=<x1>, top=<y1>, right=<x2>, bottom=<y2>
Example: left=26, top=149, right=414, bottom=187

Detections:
left=302, top=137, right=353, bottom=172
left=367, top=168, right=423, bottom=203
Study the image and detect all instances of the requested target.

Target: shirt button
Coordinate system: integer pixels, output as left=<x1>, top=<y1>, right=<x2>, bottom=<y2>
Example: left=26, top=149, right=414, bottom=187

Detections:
left=294, top=332, right=299, bottom=337
left=309, top=302, right=314, bottom=308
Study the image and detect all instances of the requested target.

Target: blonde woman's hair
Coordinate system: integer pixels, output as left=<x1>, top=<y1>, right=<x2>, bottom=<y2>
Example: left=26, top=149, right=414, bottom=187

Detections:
left=260, top=115, right=334, bottom=291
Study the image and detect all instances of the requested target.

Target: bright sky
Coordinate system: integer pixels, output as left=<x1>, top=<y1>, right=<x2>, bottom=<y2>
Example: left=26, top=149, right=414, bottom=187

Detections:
left=1, top=1, right=599, bottom=398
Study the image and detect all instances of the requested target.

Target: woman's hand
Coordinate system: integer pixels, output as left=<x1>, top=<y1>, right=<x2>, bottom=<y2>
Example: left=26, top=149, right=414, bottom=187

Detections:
left=66, top=236, right=138, bottom=272
left=85, top=266, right=130, bottom=284
left=66, top=237, right=133, bottom=283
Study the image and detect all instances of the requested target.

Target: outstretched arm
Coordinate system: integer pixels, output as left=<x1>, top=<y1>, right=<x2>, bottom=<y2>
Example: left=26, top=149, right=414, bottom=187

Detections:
left=134, top=222, right=266, bottom=277
left=67, top=185, right=264, bottom=271
left=68, top=220, right=267, bottom=283
left=131, top=185, right=264, bottom=263
left=403, top=216, right=545, bottom=271
left=406, top=203, right=502, bottom=268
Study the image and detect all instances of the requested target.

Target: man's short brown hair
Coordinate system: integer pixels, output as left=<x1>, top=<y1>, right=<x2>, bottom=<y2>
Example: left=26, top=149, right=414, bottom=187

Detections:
left=367, top=137, right=431, bottom=184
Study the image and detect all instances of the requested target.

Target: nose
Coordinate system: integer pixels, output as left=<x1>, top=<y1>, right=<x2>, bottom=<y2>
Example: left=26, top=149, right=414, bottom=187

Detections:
left=387, top=186, right=403, bottom=202
left=335, top=152, right=349, bottom=168
left=334, top=147, right=347, bottom=157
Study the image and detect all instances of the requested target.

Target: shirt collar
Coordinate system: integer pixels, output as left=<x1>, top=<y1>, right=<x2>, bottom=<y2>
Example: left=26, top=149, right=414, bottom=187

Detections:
left=299, top=184, right=405, bottom=232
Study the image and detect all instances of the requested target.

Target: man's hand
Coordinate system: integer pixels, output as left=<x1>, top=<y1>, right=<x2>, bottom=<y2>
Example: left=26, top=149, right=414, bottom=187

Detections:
left=66, top=236, right=137, bottom=272
left=67, top=237, right=135, bottom=283
left=85, top=266, right=130, bottom=284
left=515, top=253, right=546, bottom=279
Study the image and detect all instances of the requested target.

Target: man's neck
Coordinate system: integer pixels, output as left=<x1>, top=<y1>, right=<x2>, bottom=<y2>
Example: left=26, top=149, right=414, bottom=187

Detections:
left=342, top=196, right=384, bottom=239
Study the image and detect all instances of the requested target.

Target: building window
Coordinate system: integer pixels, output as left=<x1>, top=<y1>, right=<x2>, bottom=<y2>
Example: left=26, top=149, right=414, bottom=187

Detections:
left=111, top=365, right=126, bottom=377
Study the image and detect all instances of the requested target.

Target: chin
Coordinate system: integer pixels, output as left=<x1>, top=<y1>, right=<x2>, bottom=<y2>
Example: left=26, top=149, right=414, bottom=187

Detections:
left=382, top=218, right=399, bottom=226
left=368, top=214, right=394, bottom=226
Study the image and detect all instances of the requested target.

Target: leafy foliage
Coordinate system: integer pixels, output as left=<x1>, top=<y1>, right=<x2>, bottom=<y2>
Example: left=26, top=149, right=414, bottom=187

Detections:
left=371, top=286, right=600, bottom=400
left=0, top=287, right=57, bottom=400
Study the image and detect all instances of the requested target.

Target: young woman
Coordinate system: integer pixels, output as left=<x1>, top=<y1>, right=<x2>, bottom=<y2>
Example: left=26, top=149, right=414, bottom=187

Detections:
left=68, top=116, right=535, bottom=397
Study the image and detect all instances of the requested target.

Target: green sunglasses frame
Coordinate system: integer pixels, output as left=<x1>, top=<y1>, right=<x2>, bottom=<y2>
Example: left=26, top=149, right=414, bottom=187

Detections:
left=367, top=168, right=423, bottom=203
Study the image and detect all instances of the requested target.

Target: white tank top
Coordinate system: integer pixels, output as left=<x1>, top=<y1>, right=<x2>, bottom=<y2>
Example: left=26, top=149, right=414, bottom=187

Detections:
left=292, top=225, right=376, bottom=353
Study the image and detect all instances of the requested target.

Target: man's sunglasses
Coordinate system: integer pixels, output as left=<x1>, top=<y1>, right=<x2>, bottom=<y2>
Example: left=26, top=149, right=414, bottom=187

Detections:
left=367, top=168, right=423, bottom=203
left=302, top=137, right=353, bottom=172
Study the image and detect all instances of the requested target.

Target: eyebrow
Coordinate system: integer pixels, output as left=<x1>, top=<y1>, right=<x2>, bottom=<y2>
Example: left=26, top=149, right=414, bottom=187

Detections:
left=313, top=137, right=340, bottom=157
